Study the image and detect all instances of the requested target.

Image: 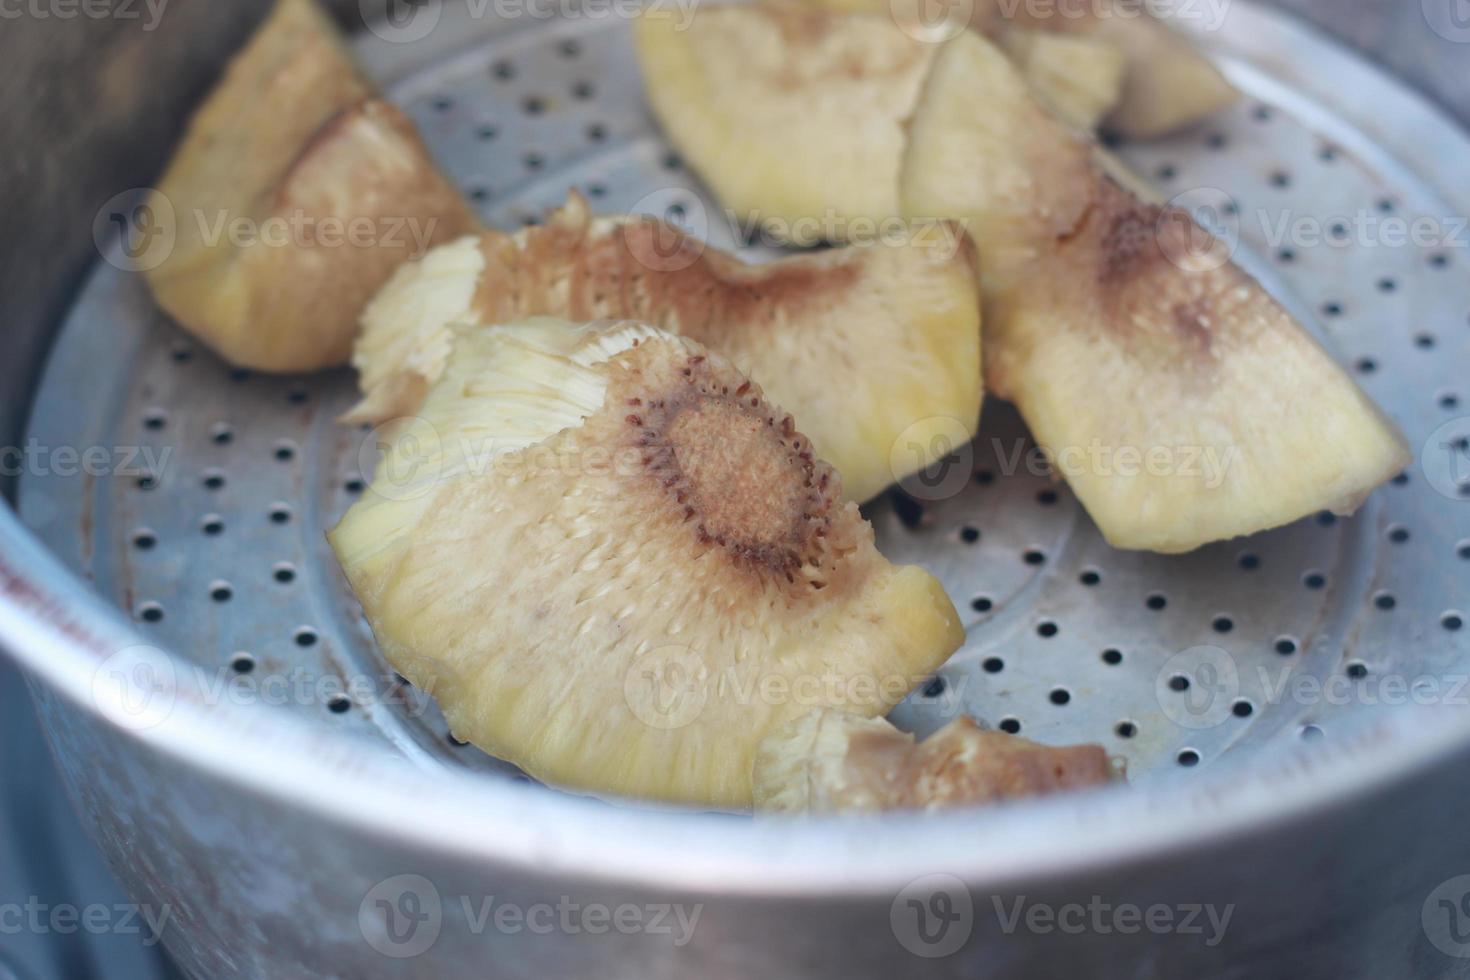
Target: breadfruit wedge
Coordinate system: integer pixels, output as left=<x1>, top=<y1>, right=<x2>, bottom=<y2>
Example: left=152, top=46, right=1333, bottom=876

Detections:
left=900, top=31, right=1095, bottom=285
left=778, top=0, right=1233, bottom=137
left=761, top=0, right=1122, bottom=133
left=902, top=32, right=1410, bottom=552
left=1099, top=17, right=1237, bottom=138
left=998, top=28, right=1126, bottom=132
left=142, top=0, right=477, bottom=371
left=754, top=710, right=1113, bottom=813
left=330, top=319, right=965, bottom=808
left=346, top=193, right=983, bottom=504
left=987, top=0, right=1237, bottom=138
left=632, top=5, right=937, bottom=246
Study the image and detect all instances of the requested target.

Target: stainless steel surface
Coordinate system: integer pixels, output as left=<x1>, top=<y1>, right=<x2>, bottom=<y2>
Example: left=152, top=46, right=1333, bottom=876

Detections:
left=1277, top=0, right=1470, bottom=130
left=1, top=1, right=1469, bottom=977
left=0, top=659, right=181, bottom=980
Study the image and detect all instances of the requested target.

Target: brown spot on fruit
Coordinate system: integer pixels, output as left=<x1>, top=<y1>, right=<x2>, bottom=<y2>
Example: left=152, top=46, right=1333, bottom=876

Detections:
left=1098, top=199, right=1162, bottom=287
left=1170, top=298, right=1215, bottom=352
left=1045, top=178, right=1230, bottom=362
left=479, top=194, right=864, bottom=345
left=610, top=347, right=844, bottom=589
left=668, top=402, right=807, bottom=550
left=757, top=712, right=1113, bottom=812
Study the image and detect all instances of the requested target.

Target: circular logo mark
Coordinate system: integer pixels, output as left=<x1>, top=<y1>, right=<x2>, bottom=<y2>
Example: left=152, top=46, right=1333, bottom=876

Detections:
left=1156, top=645, right=1240, bottom=731
left=890, top=416, right=976, bottom=502
left=360, top=874, right=443, bottom=958
left=1424, top=874, right=1470, bottom=957
left=354, top=416, right=448, bottom=503
left=624, top=645, right=708, bottom=731
left=626, top=188, right=708, bottom=273
left=91, top=644, right=178, bottom=732
left=891, top=873, right=973, bottom=958
left=93, top=189, right=175, bottom=272
left=361, top=0, right=442, bottom=44
left=890, top=0, right=973, bottom=43
left=1424, top=0, right=1470, bottom=43
left=1422, top=418, right=1470, bottom=501
left=1158, top=187, right=1239, bottom=274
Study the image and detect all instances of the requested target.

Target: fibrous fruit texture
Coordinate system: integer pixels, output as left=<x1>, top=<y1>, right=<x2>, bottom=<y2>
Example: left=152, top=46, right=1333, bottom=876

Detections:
left=754, top=710, right=1113, bottom=813
left=347, top=193, right=983, bottom=504
left=330, top=319, right=964, bottom=808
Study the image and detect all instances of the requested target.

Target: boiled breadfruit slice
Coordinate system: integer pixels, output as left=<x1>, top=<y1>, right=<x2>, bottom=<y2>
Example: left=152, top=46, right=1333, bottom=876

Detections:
left=330, top=319, right=965, bottom=808
left=754, top=710, right=1113, bottom=813
left=901, top=31, right=1409, bottom=552
left=632, top=5, right=938, bottom=246
left=346, top=193, right=983, bottom=504
left=142, top=0, right=477, bottom=371
left=999, top=28, right=1127, bottom=132
left=786, top=0, right=1236, bottom=137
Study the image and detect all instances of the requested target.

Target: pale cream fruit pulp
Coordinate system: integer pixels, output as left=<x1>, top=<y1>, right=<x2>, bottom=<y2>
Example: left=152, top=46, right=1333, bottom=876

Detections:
left=330, top=320, right=965, bottom=808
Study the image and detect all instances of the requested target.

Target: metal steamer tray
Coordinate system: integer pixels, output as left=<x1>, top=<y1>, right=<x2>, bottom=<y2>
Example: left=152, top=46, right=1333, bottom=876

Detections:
left=6, top=1, right=1470, bottom=976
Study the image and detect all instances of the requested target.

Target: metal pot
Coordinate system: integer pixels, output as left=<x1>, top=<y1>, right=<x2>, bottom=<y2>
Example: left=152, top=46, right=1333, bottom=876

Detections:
left=3, top=1, right=1470, bottom=976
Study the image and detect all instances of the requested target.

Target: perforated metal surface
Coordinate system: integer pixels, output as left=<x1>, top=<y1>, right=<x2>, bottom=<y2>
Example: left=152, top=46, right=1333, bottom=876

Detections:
left=18, top=4, right=1470, bottom=798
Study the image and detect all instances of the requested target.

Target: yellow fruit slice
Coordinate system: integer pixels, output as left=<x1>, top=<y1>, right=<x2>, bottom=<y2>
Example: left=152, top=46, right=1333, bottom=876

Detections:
left=901, top=30, right=1096, bottom=282
left=999, top=28, right=1127, bottom=132
left=142, top=0, right=477, bottom=371
left=632, top=5, right=938, bottom=245
left=754, top=710, right=1113, bottom=813
left=785, top=0, right=1235, bottom=137
left=1001, top=0, right=1238, bottom=138
left=330, top=320, right=965, bottom=808
left=976, top=0, right=1240, bottom=138
left=902, top=31, right=1409, bottom=552
left=347, top=193, right=983, bottom=504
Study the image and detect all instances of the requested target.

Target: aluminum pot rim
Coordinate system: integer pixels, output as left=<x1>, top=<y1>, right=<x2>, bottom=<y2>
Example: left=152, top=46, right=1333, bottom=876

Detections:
left=3, top=505, right=1464, bottom=896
